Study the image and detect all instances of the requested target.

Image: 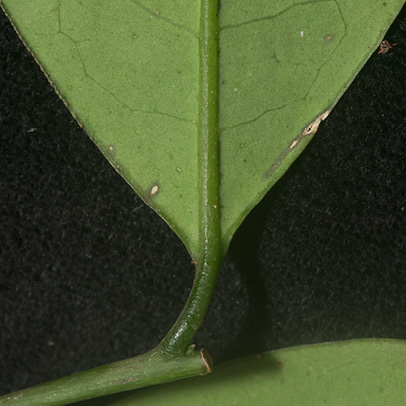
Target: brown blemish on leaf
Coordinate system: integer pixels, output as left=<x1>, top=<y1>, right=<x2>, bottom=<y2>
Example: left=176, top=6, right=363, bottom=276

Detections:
left=378, top=40, right=396, bottom=54
left=264, top=110, right=330, bottom=178
left=324, top=34, right=335, bottom=44
left=300, top=110, right=330, bottom=137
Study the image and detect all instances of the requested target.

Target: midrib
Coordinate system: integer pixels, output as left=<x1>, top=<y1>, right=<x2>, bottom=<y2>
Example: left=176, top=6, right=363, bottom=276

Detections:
left=197, top=0, right=220, bottom=264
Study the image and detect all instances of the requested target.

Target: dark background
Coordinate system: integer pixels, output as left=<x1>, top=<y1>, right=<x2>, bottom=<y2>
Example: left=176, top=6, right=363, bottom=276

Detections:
left=1, top=6, right=405, bottom=396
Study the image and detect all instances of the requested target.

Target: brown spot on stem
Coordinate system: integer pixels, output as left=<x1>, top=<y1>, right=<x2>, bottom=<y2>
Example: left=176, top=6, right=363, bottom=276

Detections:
left=200, top=348, right=213, bottom=374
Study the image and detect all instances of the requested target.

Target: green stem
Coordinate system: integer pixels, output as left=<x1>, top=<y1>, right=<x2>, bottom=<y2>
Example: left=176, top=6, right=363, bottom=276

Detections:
left=0, top=348, right=211, bottom=406
left=160, top=0, right=221, bottom=356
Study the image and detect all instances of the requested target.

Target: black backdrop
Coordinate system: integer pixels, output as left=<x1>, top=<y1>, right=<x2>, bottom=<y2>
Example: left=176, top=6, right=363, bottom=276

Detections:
left=1, top=6, right=405, bottom=396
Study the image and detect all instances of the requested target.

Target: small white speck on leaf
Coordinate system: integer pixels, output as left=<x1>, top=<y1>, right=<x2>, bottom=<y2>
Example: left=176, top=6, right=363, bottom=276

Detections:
left=150, top=185, right=159, bottom=196
left=300, top=31, right=304, bottom=37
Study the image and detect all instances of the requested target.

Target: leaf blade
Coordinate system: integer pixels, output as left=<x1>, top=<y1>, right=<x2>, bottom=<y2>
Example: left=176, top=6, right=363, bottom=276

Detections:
left=1, top=0, right=404, bottom=257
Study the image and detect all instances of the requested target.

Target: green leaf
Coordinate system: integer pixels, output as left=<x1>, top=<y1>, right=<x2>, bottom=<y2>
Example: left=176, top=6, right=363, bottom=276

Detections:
left=84, top=340, right=406, bottom=406
left=1, top=0, right=403, bottom=259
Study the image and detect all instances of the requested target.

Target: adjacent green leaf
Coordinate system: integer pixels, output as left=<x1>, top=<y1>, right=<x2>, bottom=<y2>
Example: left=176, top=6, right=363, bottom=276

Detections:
left=84, top=340, right=406, bottom=406
left=1, top=0, right=403, bottom=259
